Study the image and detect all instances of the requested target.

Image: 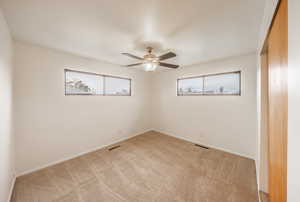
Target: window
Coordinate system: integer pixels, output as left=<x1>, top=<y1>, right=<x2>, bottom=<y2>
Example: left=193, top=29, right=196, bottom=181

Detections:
left=105, top=76, right=131, bottom=95
left=204, top=72, right=240, bottom=95
left=178, top=77, right=204, bottom=95
left=65, top=70, right=104, bottom=95
left=177, top=71, right=241, bottom=96
left=65, top=69, right=131, bottom=96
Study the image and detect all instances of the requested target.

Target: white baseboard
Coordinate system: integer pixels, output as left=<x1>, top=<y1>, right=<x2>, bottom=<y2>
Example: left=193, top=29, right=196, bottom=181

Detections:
left=17, top=129, right=152, bottom=177
left=7, top=174, right=16, bottom=202
left=153, top=129, right=255, bottom=160
left=16, top=129, right=254, bottom=177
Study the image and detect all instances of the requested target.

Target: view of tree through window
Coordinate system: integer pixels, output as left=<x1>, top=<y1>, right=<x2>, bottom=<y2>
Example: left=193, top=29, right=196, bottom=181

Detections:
left=65, top=69, right=131, bottom=96
left=177, top=71, right=241, bottom=96
left=65, top=71, right=103, bottom=95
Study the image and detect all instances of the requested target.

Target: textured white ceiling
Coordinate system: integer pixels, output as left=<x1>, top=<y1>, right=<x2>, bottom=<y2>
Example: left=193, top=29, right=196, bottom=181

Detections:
left=0, top=0, right=265, bottom=67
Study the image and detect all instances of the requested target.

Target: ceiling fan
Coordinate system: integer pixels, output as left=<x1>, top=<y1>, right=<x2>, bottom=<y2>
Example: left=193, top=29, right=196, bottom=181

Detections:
left=122, top=47, right=179, bottom=71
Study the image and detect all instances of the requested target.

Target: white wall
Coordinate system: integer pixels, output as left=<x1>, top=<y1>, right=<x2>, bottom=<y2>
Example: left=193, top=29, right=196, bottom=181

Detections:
left=288, top=0, right=300, bottom=200
left=0, top=9, right=15, bottom=202
left=258, top=0, right=279, bottom=51
left=13, top=41, right=152, bottom=175
left=151, top=53, right=258, bottom=159
left=13, top=42, right=260, bottom=176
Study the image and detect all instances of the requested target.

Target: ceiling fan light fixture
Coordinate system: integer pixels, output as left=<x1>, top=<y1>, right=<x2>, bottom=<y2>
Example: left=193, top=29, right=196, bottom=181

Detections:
left=122, top=47, right=178, bottom=70
left=143, top=61, right=158, bottom=71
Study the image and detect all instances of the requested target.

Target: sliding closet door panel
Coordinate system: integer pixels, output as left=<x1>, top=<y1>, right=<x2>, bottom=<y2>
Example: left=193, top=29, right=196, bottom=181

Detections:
left=267, top=0, right=288, bottom=201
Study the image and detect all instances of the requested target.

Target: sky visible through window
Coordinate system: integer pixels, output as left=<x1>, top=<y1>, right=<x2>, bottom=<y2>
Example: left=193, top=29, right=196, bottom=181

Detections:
left=178, top=72, right=240, bottom=95
left=204, top=73, right=240, bottom=94
left=105, top=76, right=131, bottom=95
left=178, top=77, right=203, bottom=94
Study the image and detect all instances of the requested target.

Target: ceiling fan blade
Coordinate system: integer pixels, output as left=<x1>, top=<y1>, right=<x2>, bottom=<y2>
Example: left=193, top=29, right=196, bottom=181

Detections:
left=159, top=62, right=179, bottom=69
left=125, top=63, right=143, bottom=67
left=122, top=53, right=143, bottom=60
left=158, top=52, right=176, bottom=61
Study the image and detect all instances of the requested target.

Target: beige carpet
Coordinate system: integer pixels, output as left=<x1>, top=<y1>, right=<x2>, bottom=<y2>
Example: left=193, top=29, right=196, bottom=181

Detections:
left=11, top=131, right=258, bottom=202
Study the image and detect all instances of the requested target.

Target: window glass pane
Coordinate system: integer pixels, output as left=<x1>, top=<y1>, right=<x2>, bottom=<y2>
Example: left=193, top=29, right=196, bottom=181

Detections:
left=65, top=71, right=103, bottom=95
left=204, top=72, right=240, bottom=95
left=105, top=77, right=131, bottom=95
left=178, top=77, right=204, bottom=95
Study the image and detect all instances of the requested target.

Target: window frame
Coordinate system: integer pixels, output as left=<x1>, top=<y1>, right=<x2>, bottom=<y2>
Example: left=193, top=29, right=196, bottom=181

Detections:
left=64, top=69, right=132, bottom=96
left=177, top=70, right=241, bottom=96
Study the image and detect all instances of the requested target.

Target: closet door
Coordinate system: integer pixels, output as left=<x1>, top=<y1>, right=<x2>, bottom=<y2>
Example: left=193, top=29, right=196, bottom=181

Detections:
left=267, top=0, right=288, bottom=201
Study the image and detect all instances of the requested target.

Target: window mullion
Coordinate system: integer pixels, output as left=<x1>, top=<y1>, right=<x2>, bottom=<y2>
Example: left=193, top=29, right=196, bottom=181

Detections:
left=103, top=75, right=106, bottom=96
left=202, top=76, right=205, bottom=95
